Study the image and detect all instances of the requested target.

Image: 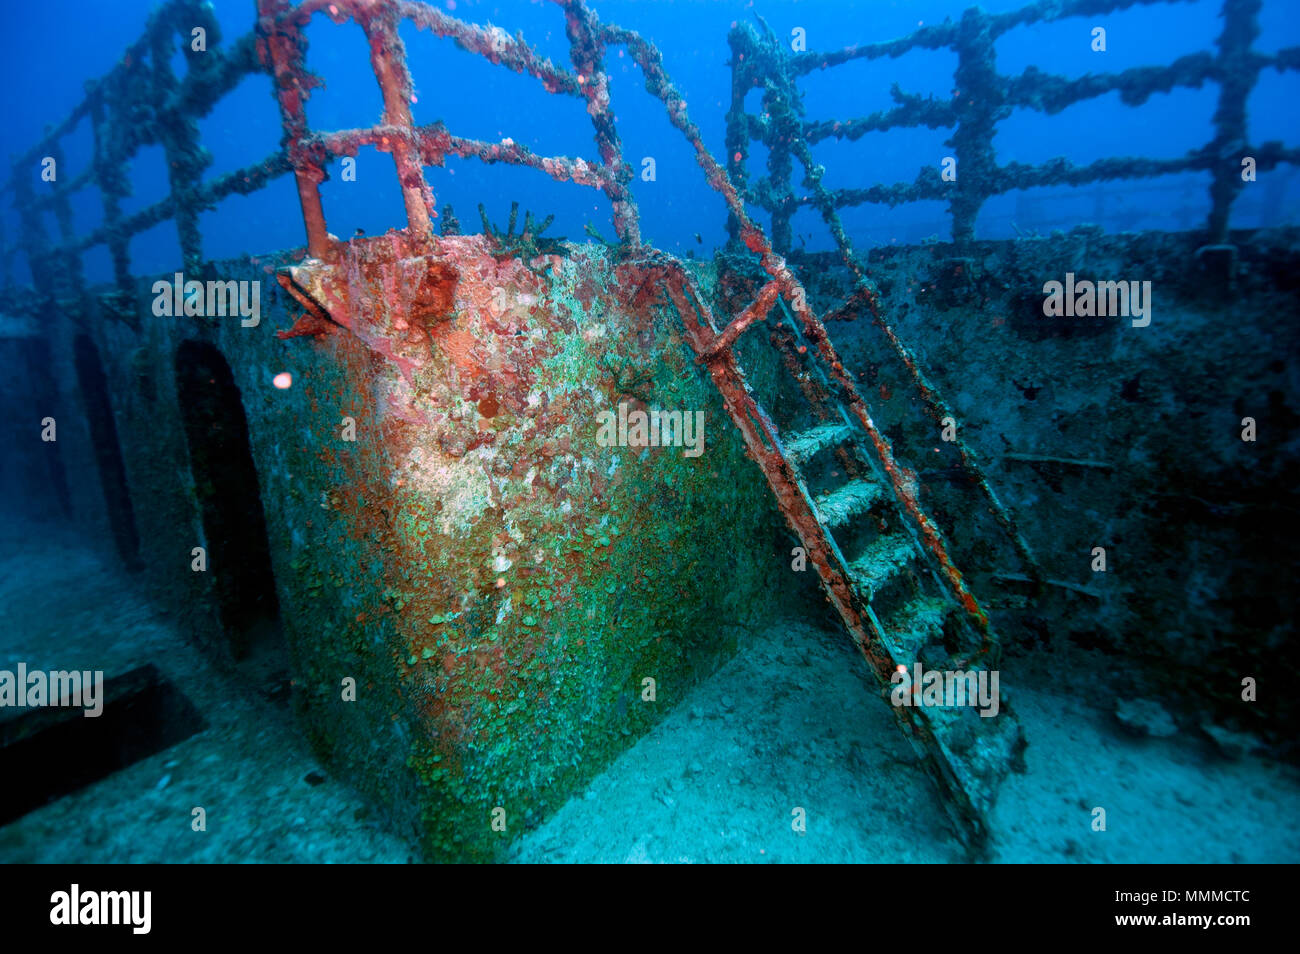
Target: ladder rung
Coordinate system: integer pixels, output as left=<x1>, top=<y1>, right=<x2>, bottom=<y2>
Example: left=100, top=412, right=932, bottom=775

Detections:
left=704, top=279, right=781, bottom=358
left=848, top=532, right=917, bottom=595
left=784, top=421, right=853, bottom=466
left=992, top=572, right=1100, bottom=600
left=882, top=595, right=949, bottom=660
left=663, top=255, right=1020, bottom=855
left=813, top=478, right=882, bottom=529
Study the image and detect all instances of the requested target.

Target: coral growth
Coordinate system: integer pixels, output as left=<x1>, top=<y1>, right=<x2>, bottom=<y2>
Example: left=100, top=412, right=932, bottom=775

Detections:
left=478, top=201, right=566, bottom=264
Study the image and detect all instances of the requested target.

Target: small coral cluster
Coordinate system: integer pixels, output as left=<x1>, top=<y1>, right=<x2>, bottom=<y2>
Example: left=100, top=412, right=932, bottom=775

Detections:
left=478, top=201, right=566, bottom=263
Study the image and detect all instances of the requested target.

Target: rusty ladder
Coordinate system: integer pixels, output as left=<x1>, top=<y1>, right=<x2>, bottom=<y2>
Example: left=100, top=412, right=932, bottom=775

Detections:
left=649, top=251, right=1026, bottom=854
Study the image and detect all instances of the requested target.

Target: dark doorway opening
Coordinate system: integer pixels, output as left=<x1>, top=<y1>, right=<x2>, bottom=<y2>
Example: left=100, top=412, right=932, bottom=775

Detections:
left=0, top=336, right=71, bottom=522
left=73, top=335, right=141, bottom=570
left=0, top=664, right=206, bottom=826
left=174, top=341, right=288, bottom=688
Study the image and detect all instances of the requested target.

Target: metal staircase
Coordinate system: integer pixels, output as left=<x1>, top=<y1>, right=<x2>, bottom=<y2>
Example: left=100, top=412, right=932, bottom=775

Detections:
left=645, top=250, right=1026, bottom=855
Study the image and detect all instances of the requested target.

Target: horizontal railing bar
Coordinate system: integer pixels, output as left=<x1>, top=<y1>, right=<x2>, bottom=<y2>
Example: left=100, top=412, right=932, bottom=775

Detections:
left=988, top=0, right=1200, bottom=38
left=61, top=152, right=294, bottom=255
left=1003, top=53, right=1218, bottom=113
left=282, top=0, right=585, bottom=97
left=26, top=167, right=99, bottom=210
left=315, top=122, right=612, bottom=190
left=787, top=23, right=960, bottom=75
left=396, top=0, right=584, bottom=96
left=805, top=100, right=958, bottom=143
left=781, top=0, right=1199, bottom=78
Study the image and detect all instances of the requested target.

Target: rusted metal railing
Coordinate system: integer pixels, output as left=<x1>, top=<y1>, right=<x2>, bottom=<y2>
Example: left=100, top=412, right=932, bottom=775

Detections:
left=727, top=0, right=1300, bottom=252
left=5, top=0, right=1004, bottom=644
left=5, top=0, right=648, bottom=297
left=256, top=0, right=643, bottom=259
left=5, top=0, right=1040, bottom=850
left=8, top=1, right=273, bottom=298
left=720, top=0, right=1300, bottom=587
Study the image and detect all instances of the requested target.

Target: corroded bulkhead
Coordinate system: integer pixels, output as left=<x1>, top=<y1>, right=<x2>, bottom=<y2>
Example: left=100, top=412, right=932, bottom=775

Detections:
left=265, top=234, right=781, bottom=858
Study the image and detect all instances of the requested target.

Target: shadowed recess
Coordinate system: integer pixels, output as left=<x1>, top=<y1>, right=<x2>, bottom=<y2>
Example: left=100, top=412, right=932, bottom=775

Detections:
left=174, top=340, right=283, bottom=665
left=73, top=334, right=141, bottom=570
left=0, top=664, right=205, bottom=826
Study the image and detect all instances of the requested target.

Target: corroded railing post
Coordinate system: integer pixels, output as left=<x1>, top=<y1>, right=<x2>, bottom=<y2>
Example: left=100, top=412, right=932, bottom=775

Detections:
left=762, top=81, right=801, bottom=254
left=557, top=0, right=641, bottom=248
left=347, top=0, right=435, bottom=237
left=257, top=0, right=332, bottom=259
left=949, top=7, right=1000, bottom=246
left=13, top=173, right=55, bottom=294
left=1207, top=0, right=1262, bottom=243
left=45, top=140, right=86, bottom=296
left=150, top=8, right=213, bottom=273
left=724, top=24, right=756, bottom=247
left=89, top=89, right=134, bottom=297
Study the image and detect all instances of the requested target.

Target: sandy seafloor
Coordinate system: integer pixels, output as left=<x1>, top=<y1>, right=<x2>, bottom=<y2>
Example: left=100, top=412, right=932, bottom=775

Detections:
left=2, top=519, right=1297, bottom=864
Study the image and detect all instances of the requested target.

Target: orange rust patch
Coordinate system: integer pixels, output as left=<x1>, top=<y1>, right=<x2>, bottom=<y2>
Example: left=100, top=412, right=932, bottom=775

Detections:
left=277, top=311, right=338, bottom=340
left=409, top=261, right=459, bottom=324
left=437, top=326, right=480, bottom=375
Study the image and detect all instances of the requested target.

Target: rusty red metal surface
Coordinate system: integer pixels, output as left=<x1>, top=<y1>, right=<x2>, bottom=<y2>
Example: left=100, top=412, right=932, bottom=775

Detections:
left=254, top=0, right=646, bottom=260
left=253, top=0, right=1006, bottom=712
left=8, top=0, right=1021, bottom=850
